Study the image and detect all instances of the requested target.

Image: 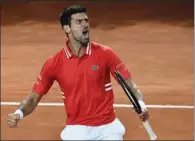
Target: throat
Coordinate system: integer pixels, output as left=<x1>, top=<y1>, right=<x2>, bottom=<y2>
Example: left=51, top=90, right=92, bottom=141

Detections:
left=68, top=42, right=84, bottom=58
left=77, top=47, right=84, bottom=58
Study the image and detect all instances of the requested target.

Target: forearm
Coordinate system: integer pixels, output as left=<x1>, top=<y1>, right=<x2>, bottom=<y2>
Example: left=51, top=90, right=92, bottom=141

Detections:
left=133, top=88, right=144, bottom=101
left=125, top=79, right=144, bottom=101
left=124, top=78, right=148, bottom=112
left=15, top=91, right=42, bottom=118
left=17, top=97, right=38, bottom=117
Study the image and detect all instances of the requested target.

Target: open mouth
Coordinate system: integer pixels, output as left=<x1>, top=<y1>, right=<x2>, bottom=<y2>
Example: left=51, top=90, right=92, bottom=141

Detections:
left=82, top=30, right=88, bottom=36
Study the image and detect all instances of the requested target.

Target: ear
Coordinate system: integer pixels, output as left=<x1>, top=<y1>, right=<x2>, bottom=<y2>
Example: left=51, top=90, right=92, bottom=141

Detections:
left=63, top=25, right=71, bottom=34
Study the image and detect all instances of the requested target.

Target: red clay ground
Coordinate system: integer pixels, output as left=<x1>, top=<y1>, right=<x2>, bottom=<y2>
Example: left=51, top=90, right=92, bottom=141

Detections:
left=1, top=1, right=194, bottom=140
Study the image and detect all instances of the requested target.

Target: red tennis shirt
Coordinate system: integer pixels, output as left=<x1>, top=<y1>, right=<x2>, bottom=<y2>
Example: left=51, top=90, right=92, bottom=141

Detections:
left=32, top=41, right=131, bottom=126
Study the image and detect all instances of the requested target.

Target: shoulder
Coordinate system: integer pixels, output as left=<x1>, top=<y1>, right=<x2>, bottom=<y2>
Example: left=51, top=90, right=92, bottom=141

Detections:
left=42, top=48, right=64, bottom=70
left=91, top=41, right=114, bottom=55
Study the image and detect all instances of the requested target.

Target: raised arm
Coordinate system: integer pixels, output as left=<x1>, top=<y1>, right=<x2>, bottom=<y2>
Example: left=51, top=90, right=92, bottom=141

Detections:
left=7, top=91, right=42, bottom=127
left=7, top=57, right=56, bottom=127
left=17, top=91, right=42, bottom=117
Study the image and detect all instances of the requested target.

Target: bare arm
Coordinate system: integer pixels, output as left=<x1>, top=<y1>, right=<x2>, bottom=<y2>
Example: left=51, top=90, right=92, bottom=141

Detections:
left=7, top=91, right=42, bottom=127
left=125, top=77, right=144, bottom=101
left=124, top=77, right=149, bottom=122
left=17, top=91, right=42, bottom=117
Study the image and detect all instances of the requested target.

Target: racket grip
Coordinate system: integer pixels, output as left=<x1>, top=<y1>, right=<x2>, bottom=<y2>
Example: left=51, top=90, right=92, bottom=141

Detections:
left=142, top=120, right=157, bottom=140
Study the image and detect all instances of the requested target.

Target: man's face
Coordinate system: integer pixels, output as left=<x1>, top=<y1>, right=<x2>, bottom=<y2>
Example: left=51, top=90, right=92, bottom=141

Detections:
left=69, top=12, right=89, bottom=47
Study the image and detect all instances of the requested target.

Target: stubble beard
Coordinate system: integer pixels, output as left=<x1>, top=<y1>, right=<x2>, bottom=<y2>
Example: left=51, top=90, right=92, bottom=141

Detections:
left=73, top=34, right=89, bottom=47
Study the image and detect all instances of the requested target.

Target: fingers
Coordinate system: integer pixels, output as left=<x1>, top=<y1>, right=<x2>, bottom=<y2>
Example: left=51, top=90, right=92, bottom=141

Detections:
left=7, top=113, right=19, bottom=128
left=139, top=111, right=149, bottom=122
left=132, top=107, right=149, bottom=122
left=7, top=121, right=17, bottom=128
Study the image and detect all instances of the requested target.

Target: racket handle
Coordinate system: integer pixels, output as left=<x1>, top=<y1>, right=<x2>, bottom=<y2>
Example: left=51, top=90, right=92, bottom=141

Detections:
left=142, top=120, right=157, bottom=140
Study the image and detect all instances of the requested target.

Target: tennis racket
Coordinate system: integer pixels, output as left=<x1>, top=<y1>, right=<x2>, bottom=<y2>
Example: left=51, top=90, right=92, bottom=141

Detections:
left=114, top=70, right=157, bottom=140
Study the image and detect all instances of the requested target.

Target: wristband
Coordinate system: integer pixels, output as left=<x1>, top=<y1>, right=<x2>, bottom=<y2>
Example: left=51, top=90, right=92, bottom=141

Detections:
left=138, top=100, right=147, bottom=111
left=14, top=109, right=24, bottom=120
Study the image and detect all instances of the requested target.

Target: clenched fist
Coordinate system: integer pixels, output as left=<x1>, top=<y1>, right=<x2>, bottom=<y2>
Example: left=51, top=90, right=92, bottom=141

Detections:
left=139, top=110, right=149, bottom=122
left=132, top=100, right=149, bottom=122
left=138, top=100, right=149, bottom=122
left=7, top=113, right=20, bottom=128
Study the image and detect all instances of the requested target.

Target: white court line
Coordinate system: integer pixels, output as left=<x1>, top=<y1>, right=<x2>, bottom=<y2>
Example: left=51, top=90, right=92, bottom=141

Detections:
left=0, top=102, right=194, bottom=109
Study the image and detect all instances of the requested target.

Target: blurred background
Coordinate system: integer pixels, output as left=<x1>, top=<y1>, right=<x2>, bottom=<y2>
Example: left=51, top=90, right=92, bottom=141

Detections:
left=1, top=0, right=194, bottom=140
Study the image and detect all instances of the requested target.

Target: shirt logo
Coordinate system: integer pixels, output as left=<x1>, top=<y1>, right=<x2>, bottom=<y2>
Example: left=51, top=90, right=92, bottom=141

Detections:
left=35, top=75, right=42, bottom=85
left=92, top=65, right=99, bottom=70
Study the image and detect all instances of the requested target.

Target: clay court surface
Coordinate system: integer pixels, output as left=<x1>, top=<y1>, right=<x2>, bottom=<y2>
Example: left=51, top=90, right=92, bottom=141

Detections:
left=1, top=1, right=194, bottom=140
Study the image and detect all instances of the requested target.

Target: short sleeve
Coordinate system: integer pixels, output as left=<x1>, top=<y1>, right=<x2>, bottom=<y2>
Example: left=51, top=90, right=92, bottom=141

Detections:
left=106, top=48, right=131, bottom=80
left=32, top=58, right=55, bottom=95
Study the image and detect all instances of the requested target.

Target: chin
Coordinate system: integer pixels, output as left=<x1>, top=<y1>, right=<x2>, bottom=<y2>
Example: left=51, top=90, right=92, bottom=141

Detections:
left=81, top=40, right=89, bottom=47
left=82, top=43, right=88, bottom=47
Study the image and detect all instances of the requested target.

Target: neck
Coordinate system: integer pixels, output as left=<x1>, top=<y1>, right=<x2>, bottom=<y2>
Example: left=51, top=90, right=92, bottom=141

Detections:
left=68, top=38, right=84, bottom=57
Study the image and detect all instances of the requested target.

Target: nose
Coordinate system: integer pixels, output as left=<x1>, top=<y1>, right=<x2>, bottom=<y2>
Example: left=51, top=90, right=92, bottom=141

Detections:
left=81, top=20, right=89, bottom=28
left=83, top=22, right=89, bottom=28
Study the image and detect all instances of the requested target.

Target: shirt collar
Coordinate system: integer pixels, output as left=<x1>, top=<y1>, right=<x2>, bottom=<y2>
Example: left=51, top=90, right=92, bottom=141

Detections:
left=64, top=41, right=91, bottom=59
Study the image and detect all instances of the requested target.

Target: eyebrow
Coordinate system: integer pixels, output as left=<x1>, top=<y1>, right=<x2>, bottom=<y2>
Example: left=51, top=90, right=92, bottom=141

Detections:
left=77, top=18, right=88, bottom=20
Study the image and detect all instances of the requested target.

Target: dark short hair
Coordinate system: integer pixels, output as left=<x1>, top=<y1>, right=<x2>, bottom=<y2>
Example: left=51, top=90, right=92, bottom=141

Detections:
left=60, top=5, right=87, bottom=27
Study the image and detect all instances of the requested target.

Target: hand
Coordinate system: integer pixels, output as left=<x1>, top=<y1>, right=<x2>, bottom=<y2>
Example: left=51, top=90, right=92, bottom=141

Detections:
left=139, top=109, right=149, bottom=122
left=133, top=100, right=149, bottom=122
left=7, top=113, right=20, bottom=128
